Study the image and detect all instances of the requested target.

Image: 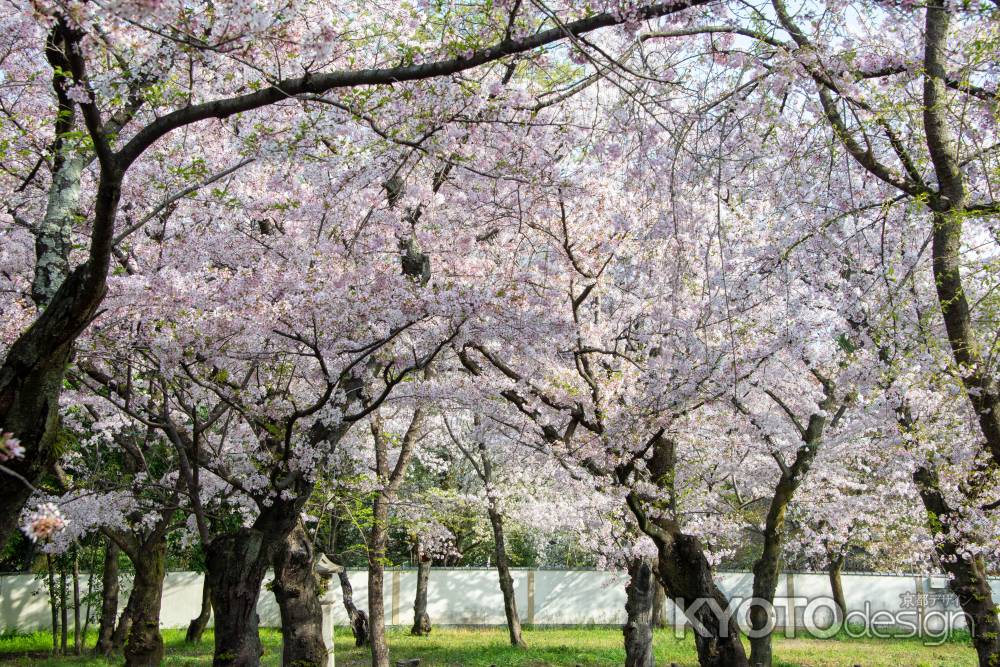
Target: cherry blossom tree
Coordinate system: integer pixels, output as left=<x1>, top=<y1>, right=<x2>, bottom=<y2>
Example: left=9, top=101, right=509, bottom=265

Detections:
left=0, top=0, right=716, bottom=554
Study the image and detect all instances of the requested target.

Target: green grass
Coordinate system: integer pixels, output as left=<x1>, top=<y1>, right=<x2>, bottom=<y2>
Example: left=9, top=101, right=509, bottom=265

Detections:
left=0, top=626, right=978, bottom=666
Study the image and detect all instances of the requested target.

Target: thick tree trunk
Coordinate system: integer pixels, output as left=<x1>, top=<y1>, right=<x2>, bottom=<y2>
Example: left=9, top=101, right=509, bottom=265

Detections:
left=488, top=506, right=526, bottom=648
left=185, top=577, right=212, bottom=643
left=915, top=465, right=1000, bottom=667
left=96, top=539, right=119, bottom=655
left=338, top=570, right=369, bottom=647
left=653, top=530, right=749, bottom=667
left=272, top=523, right=327, bottom=667
left=207, top=499, right=302, bottom=667
left=623, top=558, right=655, bottom=667
left=206, top=530, right=267, bottom=667
left=411, top=553, right=432, bottom=636
left=123, top=539, right=166, bottom=667
left=0, top=251, right=119, bottom=553
left=368, top=493, right=391, bottom=667
left=828, top=554, right=846, bottom=623
left=626, top=435, right=749, bottom=667
left=651, top=578, right=667, bottom=630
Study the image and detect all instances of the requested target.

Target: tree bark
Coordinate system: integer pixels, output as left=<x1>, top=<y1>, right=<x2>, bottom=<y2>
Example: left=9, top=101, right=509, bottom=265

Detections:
left=651, top=578, right=667, bottom=630
left=828, top=554, right=846, bottom=624
left=411, top=553, right=432, bottom=636
left=123, top=538, right=167, bottom=667
left=47, top=554, right=59, bottom=655
left=650, top=528, right=749, bottom=667
left=623, top=558, right=655, bottom=667
left=111, top=586, right=137, bottom=651
left=915, top=465, right=1000, bottom=667
left=368, top=492, right=391, bottom=667
left=185, top=576, right=212, bottom=643
left=749, top=480, right=800, bottom=667
left=207, top=499, right=302, bottom=667
left=60, top=567, right=68, bottom=655
left=626, top=436, right=749, bottom=667
left=72, top=548, right=81, bottom=655
left=0, top=188, right=122, bottom=553
left=922, top=2, right=1000, bottom=469
left=739, top=388, right=832, bottom=667
left=96, top=539, right=119, bottom=655
left=338, top=570, right=369, bottom=646
left=366, top=407, right=427, bottom=667
left=272, top=523, right=327, bottom=667
left=488, top=505, right=526, bottom=648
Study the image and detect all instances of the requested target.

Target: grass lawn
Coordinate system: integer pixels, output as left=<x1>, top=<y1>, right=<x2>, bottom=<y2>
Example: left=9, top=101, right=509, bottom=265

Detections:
left=0, top=626, right=977, bottom=666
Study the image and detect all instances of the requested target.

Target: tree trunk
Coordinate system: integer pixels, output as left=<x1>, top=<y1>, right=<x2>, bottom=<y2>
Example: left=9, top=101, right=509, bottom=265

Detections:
left=72, top=548, right=81, bottom=655
left=206, top=532, right=268, bottom=666
left=488, top=506, right=525, bottom=648
left=47, top=554, right=59, bottom=655
left=411, top=554, right=432, bottom=636
left=368, top=493, right=391, bottom=667
left=746, top=404, right=826, bottom=667
left=652, top=529, right=749, bottom=667
left=111, top=585, right=137, bottom=651
left=82, top=562, right=95, bottom=640
left=272, top=523, right=327, bottom=667
left=207, top=500, right=301, bottom=667
left=922, top=2, right=1000, bottom=469
left=748, top=493, right=794, bottom=667
left=623, top=558, right=655, bottom=667
left=123, top=539, right=167, bottom=667
left=748, top=544, right=781, bottom=667
left=828, top=554, right=846, bottom=624
left=60, top=567, right=68, bottom=655
left=96, top=538, right=119, bottom=655
left=338, top=570, right=369, bottom=647
left=185, top=576, right=212, bottom=643
left=0, top=318, right=75, bottom=554
left=915, top=465, right=1000, bottom=667
left=651, top=577, right=667, bottom=630
left=624, top=434, right=749, bottom=667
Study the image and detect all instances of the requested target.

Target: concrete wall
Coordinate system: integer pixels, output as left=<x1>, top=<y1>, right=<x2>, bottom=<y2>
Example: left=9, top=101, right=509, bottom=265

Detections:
left=2, top=568, right=997, bottom=634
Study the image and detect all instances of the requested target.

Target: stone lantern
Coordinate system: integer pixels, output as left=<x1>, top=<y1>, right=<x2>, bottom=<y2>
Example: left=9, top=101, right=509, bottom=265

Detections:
left=315, top=554, right=344, bottom=667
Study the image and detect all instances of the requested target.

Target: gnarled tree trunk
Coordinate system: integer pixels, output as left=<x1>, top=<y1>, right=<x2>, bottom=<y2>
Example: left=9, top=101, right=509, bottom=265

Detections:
left=652, top=529, right=749, bottom=667
left=623, top=558, right=655, bottom=667
left=206, top=492, right=310, bottom=667
left=411, top=553, right=432, bottom=636
left=272, top=523, right=327, bottom=667
left=626, top=435, right=749, bottom=667
left=185, top=576, right=212, bottom=643
left=338, top=570, right=369, bottom=647
left=206, top=530, right=268, bottom=667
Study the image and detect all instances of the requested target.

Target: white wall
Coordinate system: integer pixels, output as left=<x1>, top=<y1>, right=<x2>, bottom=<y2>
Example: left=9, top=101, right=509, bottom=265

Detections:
left=1, top=569, right=996, bottom=635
